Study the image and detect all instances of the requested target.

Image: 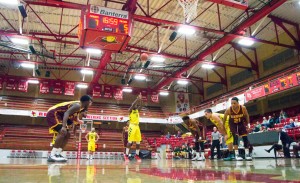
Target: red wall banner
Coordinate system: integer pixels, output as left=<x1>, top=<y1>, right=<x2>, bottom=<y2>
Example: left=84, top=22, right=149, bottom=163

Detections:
left=40, top=80, right=50, bottom=94
left=114, top=88, right=123, bottom=100
left=141, top=90, right=148, bottom=102
left=0, top=77, right=3, bottom=90
left=52, top=81, right=63, bottom=95
left=92, top=84, right=102, bottom=97
left=245, top=86, right=266, bottom=102
left=269, top=79, right=281, bottom=93
left=64, top=81, right=75, bottom=96
left=6, top=78, right=17, bottom=91
left=17, top=79, right=28, bottom=92
left=296, top=72, right=300, bottom=85
left=103, top=85, right=113, bottom=98
left=151, top=91, right=159, bottom=103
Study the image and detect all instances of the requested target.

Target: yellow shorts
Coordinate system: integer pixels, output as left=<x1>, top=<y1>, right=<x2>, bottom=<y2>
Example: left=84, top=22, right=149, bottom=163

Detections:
left=224, top=120, right=233, bottom=145
left=88, top=142, right=96, bottom=152
left=128, top=124, right=141, bottom=142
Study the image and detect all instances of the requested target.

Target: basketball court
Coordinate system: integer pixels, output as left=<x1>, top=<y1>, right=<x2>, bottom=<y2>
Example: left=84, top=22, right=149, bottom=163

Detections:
left=0, top=0, right=300, bottom=182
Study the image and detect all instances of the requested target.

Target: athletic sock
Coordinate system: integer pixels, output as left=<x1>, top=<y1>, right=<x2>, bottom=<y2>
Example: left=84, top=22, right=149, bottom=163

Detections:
left=136, top=149, right=140, bottom=156
left=235, top=150, right=239, bottom=157
left=125, top=148, right=130, bottom=156
left=56, top=148, right=62, bottom=155
left=51, top=148, right=58, bottom=156
left=245, top=149, right=249, bottom=156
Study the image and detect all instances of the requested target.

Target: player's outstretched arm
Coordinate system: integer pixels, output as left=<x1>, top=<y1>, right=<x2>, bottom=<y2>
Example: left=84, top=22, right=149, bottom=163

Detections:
left=128, top=94, right=141, bottom=111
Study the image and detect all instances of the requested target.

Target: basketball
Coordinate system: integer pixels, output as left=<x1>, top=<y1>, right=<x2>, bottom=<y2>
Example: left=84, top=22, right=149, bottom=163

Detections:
left=140, top=53, right=149, bottom=61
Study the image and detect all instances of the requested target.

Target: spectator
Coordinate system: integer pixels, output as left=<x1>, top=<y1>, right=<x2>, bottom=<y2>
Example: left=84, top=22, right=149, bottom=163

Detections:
left=210, top=127, right=221, bottom=160
left=265, top=129, right=293, bottom=158
left=176, top=131, right=181, bottom=138
left=268, top=115, right=275, bottom=128
left=294, top=118, right=300, bottom=127
left=284, top=119, right=295, bottom=129
left=261, top=117, right=270, bottom=128
left=181, top=144, right=189, bottom=158
left=173, top=146, right=182, bottom=159
left=273, top=113, right=280, bottom=124
left=279, top=110, right=288, bottom=122
left=253, top=121, right=261, bottom=132
left=293, top=141, right=300, bottom=158
left=166, top=132, right=171, bottom=139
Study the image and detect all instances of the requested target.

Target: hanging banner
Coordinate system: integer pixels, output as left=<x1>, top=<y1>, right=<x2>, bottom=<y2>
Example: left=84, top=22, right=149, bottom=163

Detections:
left=0, top=77, right=3, bottom=90
left=64, top=81, right=75, bottom=96
left=52, top=81, right=63, bottom=95
left=244, top=86, right=266, bottom=102
left=151, top=91, right=159, bottom=103
left=141, top=90, right=148, bottom=102
left=269, top=79, right=281, bottom=94
left=92, top=84, right=102, bottom=97
left=5, top=78, right=17, bottom=91
left=40, top=80, right=50, bottom=94
left=175, top=92, right=190, bottom=113
left=17, top=79, right=28, bottom=92
left=103, top=85, right=113, bottom=98
left=279, top=74, right=298, bottom=90
left=114, top=88, right=123, bottom=100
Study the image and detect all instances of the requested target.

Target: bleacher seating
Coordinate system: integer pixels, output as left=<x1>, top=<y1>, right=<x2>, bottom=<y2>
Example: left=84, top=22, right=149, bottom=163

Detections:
left=0, top=125, right=149, bottom=153
left=0, top=96, right=166, bottom=118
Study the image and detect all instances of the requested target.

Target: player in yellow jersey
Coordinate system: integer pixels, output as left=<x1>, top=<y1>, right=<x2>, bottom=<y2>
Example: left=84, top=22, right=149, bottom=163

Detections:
left=124, top=94, right=142, bottom=162
left=204, top=109, right=234, bottom=160
left=47, top=95, right=92, bottom=162
left=85, top=128, right=99, bottom=160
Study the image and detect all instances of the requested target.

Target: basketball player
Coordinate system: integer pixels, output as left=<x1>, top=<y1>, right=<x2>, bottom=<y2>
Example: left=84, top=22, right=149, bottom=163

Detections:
left=224, top=97, right=252, bottom=161
left=122, top=121, right=129, bottom=153
left=182, top=116, right=205, bottom=161
left=204, top=109, right=234, bottom=160
left=124, top=94, right=143, bottom=162
left=47, top=95, right=92, bottom=162
left=85, top=128, right=99, bottom=160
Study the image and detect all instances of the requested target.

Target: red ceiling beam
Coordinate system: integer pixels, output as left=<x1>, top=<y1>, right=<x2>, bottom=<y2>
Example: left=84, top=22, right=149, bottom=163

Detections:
left=152, top=0, right=288, bottom=90
left=90, top=52, right=112, bottom=84
left=24, top=0, right=84, bottom=10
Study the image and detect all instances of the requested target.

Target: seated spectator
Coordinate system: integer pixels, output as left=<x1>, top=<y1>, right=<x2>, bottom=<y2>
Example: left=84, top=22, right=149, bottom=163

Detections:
left=259, top=126, right=267, bottom=132
left=265, top=129, right=293, bottom=158
left=261, top=117, right=270, bottom=128
left=253, top=121, right=261, bottom=132
left=268, top=115, right=275, bottom=128
left=294, top=119, right=300, bottom=127
left=273, top=113, right=280, bottom=124
left=173, top=146, right=182, bottom=159
left=176, top=131, right=181, bottom=138
left=181, top=144, right=189, bottom=159
left=293, top=141, right=300, bottom=158
left=284, top=119, right=295, bottom=129
left=166, top=132, right=171, bottom=139
left=279, top=109, right=288, bottom=122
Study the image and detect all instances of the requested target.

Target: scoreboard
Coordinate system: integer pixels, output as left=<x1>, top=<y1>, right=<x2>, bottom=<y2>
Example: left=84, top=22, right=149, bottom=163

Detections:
left=78, top=5, right=132, bottom=52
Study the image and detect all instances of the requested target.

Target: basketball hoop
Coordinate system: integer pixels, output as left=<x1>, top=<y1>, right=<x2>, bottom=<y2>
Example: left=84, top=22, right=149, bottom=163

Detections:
left=178, top=0, right=199, bottom=23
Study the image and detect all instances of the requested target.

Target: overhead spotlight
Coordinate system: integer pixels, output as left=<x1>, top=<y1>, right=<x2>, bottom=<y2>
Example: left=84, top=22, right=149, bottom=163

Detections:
left=143, top=60, right=151, bottom=69
left=11, top=37, right=29, bottom=45
left=29, top=45, right=37, bottom=54
left=177, top=80, right=188, bottom=85
left=21, top=63, right=34, bottom=69
left=121, top=78, right=126, bottom=85
left=80, top=69, right=93, bottom=75
left=0, top=0, right=18, bottom=5
left=127, top=78, right=133, bottom=85
left=77, top=84, right=88, bottom=89
left=238, top=38, right=255, bottom=46
left=169, top=31, right=177, bottom=41
left=178, top=25, right=196, bottom=35
left=151, top=56, right=165, bottom=63
left=45, top=71, right=50, bottom=77
left=159, top=91, right=169, bottom=96
left=202, top=64, right=215, bottom=69
left=35, top=69, right=41, bottom=76
left=27, top=79, right=39, bottom=84
left=122, top=88, right=132, bottom=93
left=86, top=48, right=102, bottom=54
left=18, top=5, right=27, bottom=18
left=134, top=75, right=146, bottom=80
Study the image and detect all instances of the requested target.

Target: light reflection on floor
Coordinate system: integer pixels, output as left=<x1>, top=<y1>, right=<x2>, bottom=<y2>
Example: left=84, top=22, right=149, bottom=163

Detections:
left=0, top=158, right=299, bottom=183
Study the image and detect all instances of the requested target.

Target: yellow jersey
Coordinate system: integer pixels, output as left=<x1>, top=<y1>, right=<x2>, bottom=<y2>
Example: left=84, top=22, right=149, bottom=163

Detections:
left=129, top=109, right=139, bottom=125
left=88, top=132, right=97, bottom=142
left=210, top=113, right=228, bottom=129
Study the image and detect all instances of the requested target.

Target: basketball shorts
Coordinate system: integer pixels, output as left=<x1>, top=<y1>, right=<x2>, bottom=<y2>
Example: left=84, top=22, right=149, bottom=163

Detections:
left=128, top=124, right=141, bottom=142
left=229, top=122, right=248, bottom=137
left=224, top=120, right=234, bottom=145
left=88, top=142, right=96, bottom=152
left=47, top=110, right=73, bottom=134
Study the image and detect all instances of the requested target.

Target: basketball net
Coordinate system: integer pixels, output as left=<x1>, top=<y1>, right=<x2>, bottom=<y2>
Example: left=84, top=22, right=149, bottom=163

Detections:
left=178, top=0, right=199, bottom=23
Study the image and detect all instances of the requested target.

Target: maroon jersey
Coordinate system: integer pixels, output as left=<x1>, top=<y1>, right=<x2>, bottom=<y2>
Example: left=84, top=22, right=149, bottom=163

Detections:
left=229, top=105, right=246, bottom=124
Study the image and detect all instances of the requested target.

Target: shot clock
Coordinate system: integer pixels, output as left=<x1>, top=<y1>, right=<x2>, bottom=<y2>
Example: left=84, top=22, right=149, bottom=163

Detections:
left=78, top=5, right=132, bottom=52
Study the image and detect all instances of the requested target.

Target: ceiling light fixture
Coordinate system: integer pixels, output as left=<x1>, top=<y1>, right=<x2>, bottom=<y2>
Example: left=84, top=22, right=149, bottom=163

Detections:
left=0, top=0, right=19, bottom=5
left=11, top=37, right=29, bottom=45
left=151, top=56, right=165, bottom=63
left=77, top=84, right=88, bottom=89
left=238, top=38, right=255, bottom=46
left=178, top=25, right=196, bottom=35
left=27, top=79, right=39, bottom=84
left=80, top=69, right=93, bottom=75
left=21, top=63, right=35, bottom=69
left=134, top=75, right=146, bottom=80
left=86, top=48, right=102, bottom=54
left=177, top=80, right=188, bottom=85
left=159, top=91, right=169, bottom=96
left=202, top=64, right=215, bottom=69
left=122, top=88, right=132, bottom=93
